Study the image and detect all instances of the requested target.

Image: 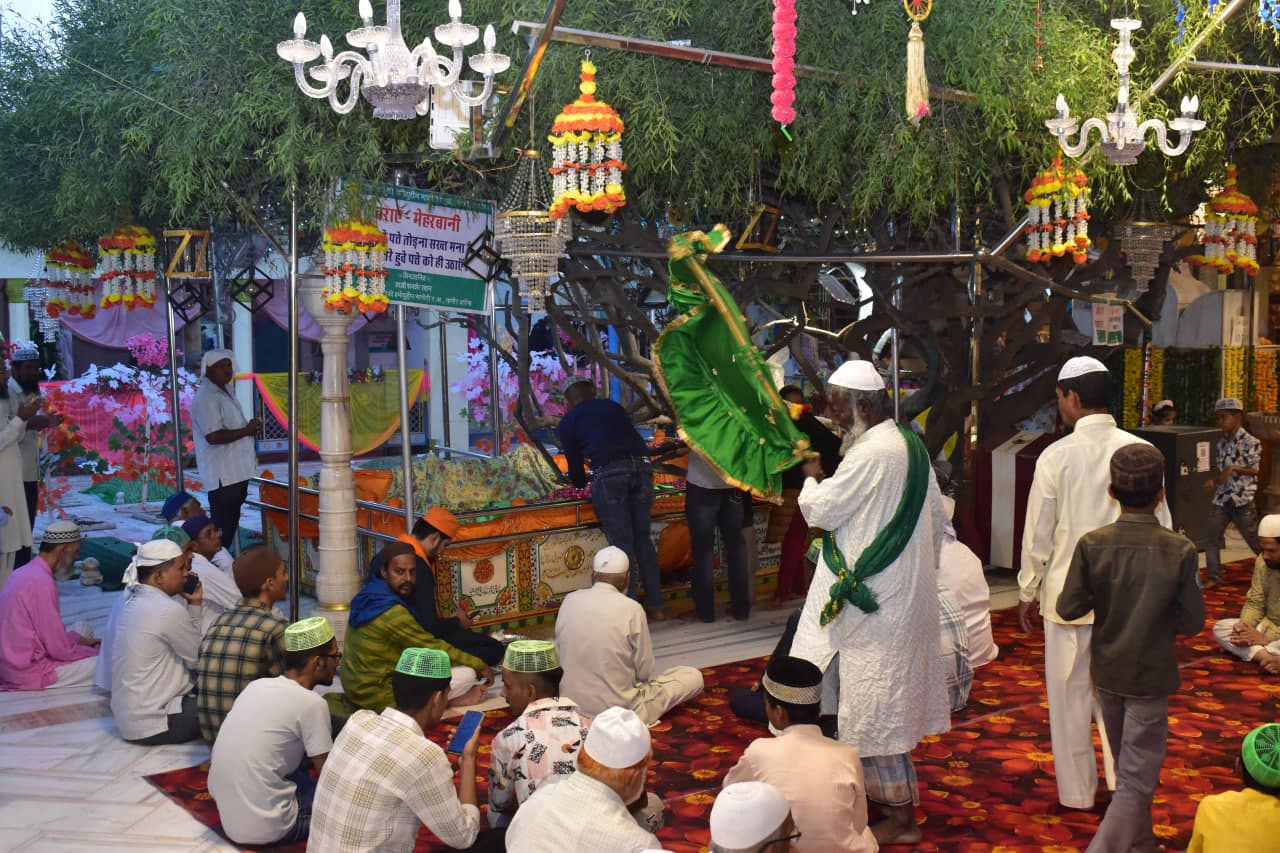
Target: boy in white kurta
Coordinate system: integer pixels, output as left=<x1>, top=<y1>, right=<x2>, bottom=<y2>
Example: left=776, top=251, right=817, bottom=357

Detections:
left=790, top=359, right=949, bottom=846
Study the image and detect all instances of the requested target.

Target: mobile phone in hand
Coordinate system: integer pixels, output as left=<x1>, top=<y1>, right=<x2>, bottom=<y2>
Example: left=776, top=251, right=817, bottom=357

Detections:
left=447, top=710, right=484, bottom=754
left=182, top=572, right=200, bottom=595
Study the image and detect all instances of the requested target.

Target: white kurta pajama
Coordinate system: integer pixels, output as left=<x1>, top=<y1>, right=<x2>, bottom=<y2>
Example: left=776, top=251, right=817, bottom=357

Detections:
left=0, top=394, right=33, bottom=588
left=790, top=419, right=951, bottom=760
left=1018, top=412, right=1172, bottom=809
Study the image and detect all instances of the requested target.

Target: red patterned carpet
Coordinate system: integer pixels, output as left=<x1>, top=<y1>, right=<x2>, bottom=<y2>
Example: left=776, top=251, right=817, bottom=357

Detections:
left=145, top=557, right=1280, bottom=852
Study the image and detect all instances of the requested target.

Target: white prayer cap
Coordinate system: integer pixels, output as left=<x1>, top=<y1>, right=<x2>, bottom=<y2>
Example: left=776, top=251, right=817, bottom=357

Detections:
left=123, top=538, right=185, bottom=588
left=1057, top=356, right=1108, bottom=381
left=710, top=782, right=791, bottom=850
left=593, top=545, right=630, bottom=575
left=583, top=706, right=650, bottom=768
left=1260, top=515, right=1280, bottom=539
left=41, top=520, right=81, bottom=545
left=200, top=348, right=235, bottom=376
left=827, top=359, right=885, bottom=391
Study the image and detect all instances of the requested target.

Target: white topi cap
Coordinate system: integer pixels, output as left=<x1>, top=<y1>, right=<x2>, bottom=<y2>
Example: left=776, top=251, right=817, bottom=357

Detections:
left=123, top=538, right=185, bottom=588
left=1259, top=514, right=1280, bottom=539
left=593, top=545, right=630, bottom=575
left=710, top=781, right=791, bottom=849
left=827, top=359, right=885, bottom=391
left=200, top=349, right=235, bottom=377
left=583, top=706, right=651, bottom=769
left=1058, top=356, right=1109, bottom=381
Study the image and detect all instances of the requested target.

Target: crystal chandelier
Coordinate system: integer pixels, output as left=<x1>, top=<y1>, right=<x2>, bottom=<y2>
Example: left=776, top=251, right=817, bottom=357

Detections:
left=1046, top=19, right=1205, bottom=165
left=495, top=150, right=571, bottom=314
left=276, top=0, right=510, bottom=121
left=1117, top=221, right=1178, bottom=294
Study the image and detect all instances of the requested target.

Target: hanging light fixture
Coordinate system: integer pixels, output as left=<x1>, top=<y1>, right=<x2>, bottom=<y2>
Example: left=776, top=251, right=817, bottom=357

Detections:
left=276, top=0, right=510, bottom=121
left=1045, top=18, right=1205, bottom=164
left=495, top=149, right=571, bottom=314
left=1117, top=221, right=1178, bottom=294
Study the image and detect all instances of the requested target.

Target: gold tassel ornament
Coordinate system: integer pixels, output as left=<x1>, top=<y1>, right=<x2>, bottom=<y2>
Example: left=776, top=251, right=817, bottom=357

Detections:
left=903, top=0, right=933, bottom=126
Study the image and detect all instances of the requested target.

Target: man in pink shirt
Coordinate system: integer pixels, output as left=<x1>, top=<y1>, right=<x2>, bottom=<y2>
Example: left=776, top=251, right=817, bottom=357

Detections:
left=0, top=521, right=99, bottom=690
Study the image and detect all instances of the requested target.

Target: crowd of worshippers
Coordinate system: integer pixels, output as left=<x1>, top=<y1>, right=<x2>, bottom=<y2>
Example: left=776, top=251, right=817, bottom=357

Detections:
left=7, top=354, right=1280, bottom=851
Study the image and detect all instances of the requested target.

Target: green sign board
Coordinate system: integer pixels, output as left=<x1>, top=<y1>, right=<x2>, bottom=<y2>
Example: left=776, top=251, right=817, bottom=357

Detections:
left=368, top=182, right=494, bottom=314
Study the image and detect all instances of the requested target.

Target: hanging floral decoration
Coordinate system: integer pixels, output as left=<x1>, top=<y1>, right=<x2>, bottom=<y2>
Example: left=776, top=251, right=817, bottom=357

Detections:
left=320, top=220, right=390, bottom=314
left=1187, top=164, right=1259, bottom=276
left=548, top=59, right=626, bottom=218
left=43, top=240, right=96, bottom=319
left=770, top=0, right=798, bottom=129
left=97, top=225, right=157, bottom=311
left=1023, top=156, right=1091, bottom=264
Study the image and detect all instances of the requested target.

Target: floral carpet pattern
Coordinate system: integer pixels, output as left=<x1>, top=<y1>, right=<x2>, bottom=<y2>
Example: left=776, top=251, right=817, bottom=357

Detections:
left=145, top=558, right=1280, bottom=852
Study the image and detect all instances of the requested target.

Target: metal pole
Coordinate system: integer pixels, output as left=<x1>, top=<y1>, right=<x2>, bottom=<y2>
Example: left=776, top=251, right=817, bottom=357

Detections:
left=488, top=298, right=502, bottom=456
left=287, top=197, right=301, bottom=622
left=1186, top=59, right=1280, bottom=75
left=1146, top=0, right=1248, bottom=97
left=209, top=215, right=226, bottom=350
left=395, top=305, right=415, bottom=530
left=439, top=311, right=452, bottom=455
left=891, top=275, right=902, bottom=421
left=165, top=278, right=184, bottom=492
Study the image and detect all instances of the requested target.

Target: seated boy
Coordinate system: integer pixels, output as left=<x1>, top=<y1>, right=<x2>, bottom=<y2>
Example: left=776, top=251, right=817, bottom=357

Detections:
left=1187, top=723, right=1280, bottom=852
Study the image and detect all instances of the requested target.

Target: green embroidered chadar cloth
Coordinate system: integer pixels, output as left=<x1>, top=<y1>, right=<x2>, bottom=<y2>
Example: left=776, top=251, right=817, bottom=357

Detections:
left=653, top=225, right=809, bottom=502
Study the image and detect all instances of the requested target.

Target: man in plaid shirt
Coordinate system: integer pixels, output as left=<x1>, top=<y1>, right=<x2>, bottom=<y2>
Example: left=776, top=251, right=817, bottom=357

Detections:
left=310, top=647, right=484, bottom=852
left=196, top=545, right=289, bottom=743
left=1205, top=397, right=1263, bottom=586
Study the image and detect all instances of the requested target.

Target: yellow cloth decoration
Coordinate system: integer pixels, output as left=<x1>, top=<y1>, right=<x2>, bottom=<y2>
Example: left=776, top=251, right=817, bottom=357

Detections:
left=248, top=371, right=426, bottom=457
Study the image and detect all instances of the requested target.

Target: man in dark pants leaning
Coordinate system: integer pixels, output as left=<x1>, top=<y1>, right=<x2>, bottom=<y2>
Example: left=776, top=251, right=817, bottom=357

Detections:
left=190, top=350, right=260, bottom=555
left=558, top=380, right=667, bottom=621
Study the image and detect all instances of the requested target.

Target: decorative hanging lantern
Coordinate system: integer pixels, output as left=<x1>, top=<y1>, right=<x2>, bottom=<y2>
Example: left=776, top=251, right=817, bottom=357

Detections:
left=1117, top=221, right=1178, bottom=294
left=98, top=225, right=158, bottom=311
left=548, top=59, right=626, bottom=219
left=44, top=240, right=96, bottom=319
left=497, top=149, right=571, bottom=314
left=1187, top=164, right=1260, bottom=277
left=320, top=220, right=390, bottom=313
left=23, top=280, right=58, bottom=343
left=1023, top=156, right=1091, bottom=265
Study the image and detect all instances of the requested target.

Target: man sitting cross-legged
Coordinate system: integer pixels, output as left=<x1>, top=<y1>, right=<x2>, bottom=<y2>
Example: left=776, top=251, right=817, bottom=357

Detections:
left=197, top=544, right=290, bottom=743
left=556, top=546, right=703, bottom=725
left=724, top=656, right=877, bottom=852
left=487, top=640, right=591, bottom=829
left=1213, top=513, right=1280, bottom=674
left=111, top=535, right=203, bottom=744
left=0, top=521, right=99, bottom=690
left=208, top=617, right=338, bottom=846
left=506, top=706, right=662, bottom=853
left=310, top=647, right=487, bottom=852
left=338, top=541, right=490, bottom=714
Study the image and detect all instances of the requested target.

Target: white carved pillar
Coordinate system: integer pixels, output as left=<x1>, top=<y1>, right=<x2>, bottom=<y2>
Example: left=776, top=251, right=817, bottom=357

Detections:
left=300, top=271, right=361, bottom=643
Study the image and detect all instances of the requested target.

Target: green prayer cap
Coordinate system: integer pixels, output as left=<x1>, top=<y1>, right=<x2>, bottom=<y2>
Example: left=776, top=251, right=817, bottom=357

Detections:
left=152, top=525, right=191, bottom=547
left=1243, top=723, right=1280, bottom=789
left=395, top=647, right=452, bottom=679
left=285, top=617, right=335, bottom=652
left=502, top=640, right=559, bottom=673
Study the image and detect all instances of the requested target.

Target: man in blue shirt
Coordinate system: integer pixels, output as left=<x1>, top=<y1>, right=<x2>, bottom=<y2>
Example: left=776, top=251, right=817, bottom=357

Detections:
left=558, top=381, right=665, bottom=621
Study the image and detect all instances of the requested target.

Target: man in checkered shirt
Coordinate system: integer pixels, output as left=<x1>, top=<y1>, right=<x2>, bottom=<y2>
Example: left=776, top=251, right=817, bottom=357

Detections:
left=196, top=545, right=289, bottom=743
left=309, top=647, right=483, bottom=852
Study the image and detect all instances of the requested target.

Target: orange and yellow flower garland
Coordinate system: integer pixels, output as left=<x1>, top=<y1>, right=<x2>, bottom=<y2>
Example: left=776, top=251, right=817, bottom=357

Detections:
left=1024, top=156, right=1090, bottom=265
left=321, top=220, right=389, bottom=314
left=1187, top=164, right=1259, bottom=277
left=548, top=60, right=626, bottom=218
left=98, top=225, right=158, bottom=311
left=44, top=240, right=96, bottom=319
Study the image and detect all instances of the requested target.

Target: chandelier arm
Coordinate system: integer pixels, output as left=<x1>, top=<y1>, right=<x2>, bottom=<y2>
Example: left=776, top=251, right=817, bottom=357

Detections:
left=412, top=44, right=459, bottom=86
left=329, top=65, right=366, bottom=115
left=292, top=62, right=338, bottom=99
left=449, top=76, right=496, bottom=108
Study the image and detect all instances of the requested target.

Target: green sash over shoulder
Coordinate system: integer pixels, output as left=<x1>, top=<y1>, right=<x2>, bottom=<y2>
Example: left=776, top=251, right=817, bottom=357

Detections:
left=819, top=424, right=931, bottom=625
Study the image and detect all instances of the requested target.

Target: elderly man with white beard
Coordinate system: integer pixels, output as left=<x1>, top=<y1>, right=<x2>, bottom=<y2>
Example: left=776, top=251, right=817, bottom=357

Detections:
left=789, top=359, right=950, bottom=846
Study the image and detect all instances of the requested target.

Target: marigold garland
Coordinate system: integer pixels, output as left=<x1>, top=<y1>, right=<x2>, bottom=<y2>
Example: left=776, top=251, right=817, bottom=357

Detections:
left=320, top=220, right=389, bottom=314
left=771, top=0, right=798, bottom=127
left=44, top=239, right=96, bottom=320
left=548, top=60, right=626, bottom=218
left=1253, top=342, right=1277, bottom=412
left=98, top=225, right=158, bottom=311
left=1024, top=156, right=1090, bottom=265
left=1187, top=164, right=1259, bottom=277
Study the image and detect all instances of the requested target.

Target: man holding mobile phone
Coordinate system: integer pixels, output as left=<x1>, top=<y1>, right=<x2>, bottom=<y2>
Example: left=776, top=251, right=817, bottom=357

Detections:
left=311, top=647, right=487, bottom=852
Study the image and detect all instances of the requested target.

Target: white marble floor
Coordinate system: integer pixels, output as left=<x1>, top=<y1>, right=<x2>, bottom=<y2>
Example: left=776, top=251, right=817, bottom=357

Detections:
left=0, top=512, right=1252, bottom=852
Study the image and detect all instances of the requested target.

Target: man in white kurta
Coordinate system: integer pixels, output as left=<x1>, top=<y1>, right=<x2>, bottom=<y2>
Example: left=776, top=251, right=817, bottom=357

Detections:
left=1018, top=355, right=1172, bottom=810
left=789, top=359, right=950, bottom=847
left=556, top=546, right=703, bottom=725
left=0, top=358, right=36, bottom=588
left=189, top=349, right=260, bottom=555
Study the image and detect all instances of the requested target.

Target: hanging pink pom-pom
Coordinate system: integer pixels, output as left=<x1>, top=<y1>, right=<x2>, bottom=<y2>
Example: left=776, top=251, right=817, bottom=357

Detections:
left=771, top=89, right=795, bottom=108
left=773, top=22, right=797, bottom=40
left=773, top=42, right=795, bottom=60
left=772, top=72, right=796, bottom=90
left=773, top=105, right=796, bottom=125
left=770, top=0, right=798, bottom=131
